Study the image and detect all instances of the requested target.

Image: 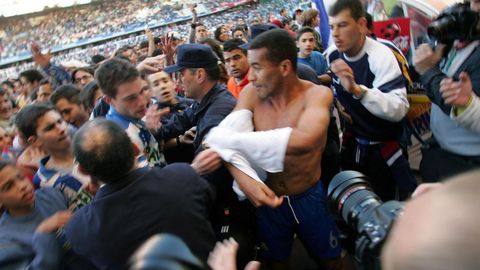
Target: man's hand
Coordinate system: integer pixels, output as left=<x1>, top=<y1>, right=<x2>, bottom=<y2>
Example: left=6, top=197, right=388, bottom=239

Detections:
left=145, top=27, right=153, bottom=39
left=36, top=211, right=72, bottom=234
left=413, top=43, right=445, bottom=75
left=191, top=149, right=222, bottom=175
left=208, top=238, right=239, bottom=270
left=31, top=42, right=52, bottom=68
left=440, top=72, right=474, bottom=106
left=243, top=181, right=283, bottom=208
left=179, top=126, right=196, bottom=144
left=145, top=104, right=170, bottom=133
left=330, top=59, right=362, bottom=98
left=136, top=55, right=166, bottom=73
left=160, top=34, right=176, bottom=65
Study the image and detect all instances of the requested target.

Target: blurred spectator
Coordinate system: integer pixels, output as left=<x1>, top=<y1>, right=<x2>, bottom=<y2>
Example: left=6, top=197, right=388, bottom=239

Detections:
left=36, top=79, right=53, bottom=104
left=72, top=67, right=95, bottom=88
left=214, top=25, right=230, bottom=44
left=301, top=9, right=323, bottom=52
left=50, top=85, right=90, bottom=129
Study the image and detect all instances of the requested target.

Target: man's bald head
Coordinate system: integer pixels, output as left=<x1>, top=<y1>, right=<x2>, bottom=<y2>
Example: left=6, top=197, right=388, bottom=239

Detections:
left=73, top=119, right=134, bottom=183
left=382, top=170, right=480, bottom=270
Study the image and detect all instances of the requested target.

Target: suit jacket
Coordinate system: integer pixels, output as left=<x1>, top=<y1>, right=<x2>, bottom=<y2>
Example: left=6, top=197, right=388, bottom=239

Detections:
left=65, top=164, right=215, bottom=270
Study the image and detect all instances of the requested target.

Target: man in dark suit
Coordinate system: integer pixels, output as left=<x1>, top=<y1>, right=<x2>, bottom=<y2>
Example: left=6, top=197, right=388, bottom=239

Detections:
left=64, top=119, right=215, bottom=270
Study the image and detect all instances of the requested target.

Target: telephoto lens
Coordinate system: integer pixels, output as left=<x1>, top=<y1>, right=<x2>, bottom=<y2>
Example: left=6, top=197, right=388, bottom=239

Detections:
left=327, top=171, right=403, bottom=269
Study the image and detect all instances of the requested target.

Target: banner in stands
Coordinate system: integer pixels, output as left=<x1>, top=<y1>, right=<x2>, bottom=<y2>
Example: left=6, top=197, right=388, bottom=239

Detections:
left=373, top=18, right=411, bottom=55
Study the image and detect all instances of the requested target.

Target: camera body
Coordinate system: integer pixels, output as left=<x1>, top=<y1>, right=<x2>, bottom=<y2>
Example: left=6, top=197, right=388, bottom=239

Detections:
left=428, top=2, right=480, bottom=43
left=327, top=171, right=403, bottom=269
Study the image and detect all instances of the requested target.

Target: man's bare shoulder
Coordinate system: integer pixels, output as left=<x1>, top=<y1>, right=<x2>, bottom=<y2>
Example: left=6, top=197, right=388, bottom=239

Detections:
left=301, top=80, right=333, bottom=106
left=236, top=83, right=261, bottom=111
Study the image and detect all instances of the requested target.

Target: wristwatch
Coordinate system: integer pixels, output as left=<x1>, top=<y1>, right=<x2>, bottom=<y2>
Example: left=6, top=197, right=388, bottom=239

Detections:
left=354, top=85, right=368, bottom=99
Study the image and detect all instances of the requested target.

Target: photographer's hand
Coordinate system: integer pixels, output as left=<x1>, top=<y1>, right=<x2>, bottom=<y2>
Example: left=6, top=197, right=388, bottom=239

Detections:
left=440, top=72, right=474, bottom=107
left=413, top=43, right=446, bottom=75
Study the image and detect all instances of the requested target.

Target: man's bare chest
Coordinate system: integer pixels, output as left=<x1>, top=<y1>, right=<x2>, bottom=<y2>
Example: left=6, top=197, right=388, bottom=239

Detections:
left=253, top=102, right=304, bottom=131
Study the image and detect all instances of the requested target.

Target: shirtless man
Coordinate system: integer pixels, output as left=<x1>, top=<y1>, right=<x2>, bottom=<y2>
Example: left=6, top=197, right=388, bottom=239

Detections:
left=207, top=29, right=343, bottom=270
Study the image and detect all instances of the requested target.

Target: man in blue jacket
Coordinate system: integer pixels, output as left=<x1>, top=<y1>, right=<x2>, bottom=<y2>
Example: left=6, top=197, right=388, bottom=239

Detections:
left=65, top=119, right=215, bottom=270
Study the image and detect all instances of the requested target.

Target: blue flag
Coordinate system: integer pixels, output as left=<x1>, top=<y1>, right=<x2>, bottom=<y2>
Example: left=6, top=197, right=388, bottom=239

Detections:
left=312, top=0, right=330, bottom=50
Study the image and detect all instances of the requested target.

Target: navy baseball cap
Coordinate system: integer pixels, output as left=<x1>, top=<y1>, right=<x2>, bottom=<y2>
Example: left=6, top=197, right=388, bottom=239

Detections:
left=163, top=44, right=218, bottom=73
left=239, top=23, right=279, bottom=49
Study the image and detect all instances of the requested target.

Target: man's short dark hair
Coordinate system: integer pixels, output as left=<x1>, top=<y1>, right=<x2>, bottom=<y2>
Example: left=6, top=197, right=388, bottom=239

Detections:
left=73, top=119, right=134, bottom=183
left=329, top=0, right=365, bottom=21
left=195, top=22, right=206, bottom=29
left=223, top=38, right=247, bottom=54
left=114, top=46, right=134, bottom=57
left=296, top=26, right=316, bottom=41
left=19, top=70, right=44, bottom=84
left=1, top=80, right=14, bottom=89
left=95, top=58, right=139, bottom=98
left=50, top=84, right=82, bottom=105
left=91, top=54, right=106, bottom=65
left=15, top=103, right=54, bottom=138
left=139, top=40, right=149, bottom=49
left=249, top=29, right=297, bottom=71
left=39, top=79, right=50, bottom=86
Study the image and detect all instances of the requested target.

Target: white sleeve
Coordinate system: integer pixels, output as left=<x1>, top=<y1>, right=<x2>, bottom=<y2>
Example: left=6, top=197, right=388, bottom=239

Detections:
left=360, top=42, right=409, bottom=122
left=205, top=126, right=292, bottom=172
left=451, top=95, right=480, bottom=134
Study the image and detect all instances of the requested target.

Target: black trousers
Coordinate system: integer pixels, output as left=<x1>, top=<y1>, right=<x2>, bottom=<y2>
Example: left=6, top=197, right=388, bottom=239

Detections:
left=420, top=144, right=480, bottom=182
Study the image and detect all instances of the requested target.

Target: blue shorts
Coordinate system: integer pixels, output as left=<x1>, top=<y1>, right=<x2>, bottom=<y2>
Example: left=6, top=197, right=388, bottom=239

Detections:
left=257, top=181, right=341, bottom=261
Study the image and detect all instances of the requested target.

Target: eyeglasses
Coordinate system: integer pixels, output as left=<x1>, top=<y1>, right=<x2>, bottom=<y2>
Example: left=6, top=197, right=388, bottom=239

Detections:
left=75, top=74, right=93, bottom=84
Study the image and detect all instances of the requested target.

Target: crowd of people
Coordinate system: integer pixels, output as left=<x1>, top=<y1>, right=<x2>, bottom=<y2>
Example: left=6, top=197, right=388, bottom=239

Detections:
left=0, top=0, right=296, bottom=79
left=1, top=0, right=480, bottom=269
left=0, top=0, right=241, bottom=61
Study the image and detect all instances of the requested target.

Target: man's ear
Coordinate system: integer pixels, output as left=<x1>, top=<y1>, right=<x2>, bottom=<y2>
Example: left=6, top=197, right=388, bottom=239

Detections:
left=27, top=135, right=40, bottom=147
left=197, top=68, right=206, bottom=84
left=279, top=59, right=292, bottom=77
left=77, top=163, right=89, bottom=176
left=358, top=17, right=368, bottom=34
left=103, top=95, right=113, bottom=105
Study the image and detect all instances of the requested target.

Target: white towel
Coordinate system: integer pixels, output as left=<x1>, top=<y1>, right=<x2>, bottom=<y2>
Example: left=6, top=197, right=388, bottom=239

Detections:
left=205, top=109, right=292, bottom=199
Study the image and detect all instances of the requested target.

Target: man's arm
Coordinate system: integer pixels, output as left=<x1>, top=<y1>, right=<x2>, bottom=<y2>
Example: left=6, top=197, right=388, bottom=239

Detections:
left=414, top=44, right=452, bottom=114
left=331, top=45, right=409, bottom=122
left=286, top=85, right=333, bottom=155
left=29, top=211, right=72, bottom=270
left=189, top=5, right=198, bottom=44
left=146, top=28, right=155, bottom=57
left=226, top=163, right=283, bottom=208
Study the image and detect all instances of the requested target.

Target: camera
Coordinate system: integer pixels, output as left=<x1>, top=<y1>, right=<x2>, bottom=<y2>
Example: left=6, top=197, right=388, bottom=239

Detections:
left=428, top=2, right=480, bottom=43
left=327, top=171, right=403, bottom=270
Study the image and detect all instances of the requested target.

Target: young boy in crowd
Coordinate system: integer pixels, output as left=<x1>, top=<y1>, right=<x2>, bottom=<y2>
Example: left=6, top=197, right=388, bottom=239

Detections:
left=14, top=104, right=91, bottom=210
left=296, top=26, right=331, bottom=84
left=0, top=160, right=85, bottom=269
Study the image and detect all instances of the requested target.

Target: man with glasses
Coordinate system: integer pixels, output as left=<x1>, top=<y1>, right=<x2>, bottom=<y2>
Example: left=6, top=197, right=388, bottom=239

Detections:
left=72, top=67, right=95, bottom=88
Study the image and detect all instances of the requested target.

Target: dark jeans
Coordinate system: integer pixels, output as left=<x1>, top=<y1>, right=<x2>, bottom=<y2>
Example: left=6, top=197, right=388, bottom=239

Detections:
left=420, top=143, right=480, bottom=182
